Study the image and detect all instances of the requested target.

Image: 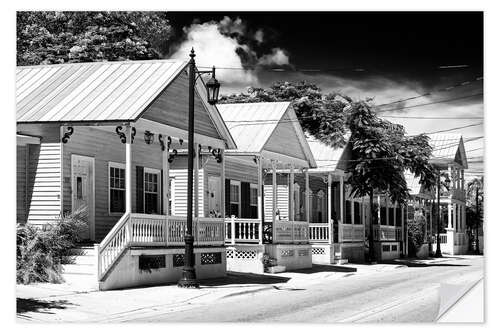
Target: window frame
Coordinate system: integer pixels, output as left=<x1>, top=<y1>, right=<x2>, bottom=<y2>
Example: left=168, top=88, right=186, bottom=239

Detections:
left=108, top=162, right=126, bottom=216
left=229, top=180, right=241, bottom=217
left=143, top=167, right=161, bottom=215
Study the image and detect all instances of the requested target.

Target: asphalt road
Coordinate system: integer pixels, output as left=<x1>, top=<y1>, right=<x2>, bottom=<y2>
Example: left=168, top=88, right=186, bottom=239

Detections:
left=136, top=256, right=484, bottom=323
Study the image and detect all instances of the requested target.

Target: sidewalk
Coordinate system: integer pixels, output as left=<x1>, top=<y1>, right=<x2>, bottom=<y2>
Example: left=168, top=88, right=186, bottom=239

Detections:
left=16, top=257, right=467, bottom=323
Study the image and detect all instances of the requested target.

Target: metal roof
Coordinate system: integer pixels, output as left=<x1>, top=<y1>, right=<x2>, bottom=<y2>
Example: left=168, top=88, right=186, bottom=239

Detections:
left=217, top=102, right=291, bottom=152
left=16, top=59, right=187, bottom=123
left=306, top=133, right=350, bottom=172
left=428, top=133, right=467, bottom=168
left=404, top=170, right=422, bottom=196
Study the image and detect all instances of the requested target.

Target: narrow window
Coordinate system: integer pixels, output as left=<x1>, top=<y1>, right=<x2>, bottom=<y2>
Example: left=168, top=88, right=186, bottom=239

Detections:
left=144, top=169, right=160, bottom=214
left=229, top=180, right=240, bottom=217
left=76, top=176, right=83, bottom=199
left=250, top=184, right=258, bottom=218
left=109, top=164, right=125, bottom=213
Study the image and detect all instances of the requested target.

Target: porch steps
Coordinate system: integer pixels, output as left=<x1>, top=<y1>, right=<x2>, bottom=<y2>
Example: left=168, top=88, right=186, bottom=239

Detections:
left=333, top=251, right=348, bottom=265
left=61, top=245, right=98, bottom=291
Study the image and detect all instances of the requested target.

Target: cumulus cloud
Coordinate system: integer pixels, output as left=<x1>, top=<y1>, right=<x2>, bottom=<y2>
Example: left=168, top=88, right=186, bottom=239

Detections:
left=258, top=48, right=289, bottom=66
left=169, top=16, right=291, bottom=86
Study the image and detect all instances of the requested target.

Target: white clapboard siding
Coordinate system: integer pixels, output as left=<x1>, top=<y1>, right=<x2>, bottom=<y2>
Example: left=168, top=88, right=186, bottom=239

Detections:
left=27, top=143, right=62, bottom=225
left=169, top=169, right=204, bottom=217
left=264, top=184, right=289, bottom=223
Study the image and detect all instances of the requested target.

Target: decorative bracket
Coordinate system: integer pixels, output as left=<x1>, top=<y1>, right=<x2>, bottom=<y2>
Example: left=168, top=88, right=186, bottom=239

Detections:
left=61, top=126, right=74, bottom=144
left=211, top=148, right=223, bottom=163
left=168, top=149, right=178, bottom=163
left=158, top=134, right=166, bottom=151
left=115, top=126, right=136, bottom=144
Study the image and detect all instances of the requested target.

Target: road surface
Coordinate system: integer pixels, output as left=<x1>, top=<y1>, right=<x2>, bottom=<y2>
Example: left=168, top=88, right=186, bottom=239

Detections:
left=135, top=256, right=483, bottom=323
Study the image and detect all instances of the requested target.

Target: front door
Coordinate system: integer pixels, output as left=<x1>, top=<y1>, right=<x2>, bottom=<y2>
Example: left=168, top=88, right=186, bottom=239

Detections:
left=71, top=155, right=95, bottom=241
left=208, top=176, right=221, bottom=217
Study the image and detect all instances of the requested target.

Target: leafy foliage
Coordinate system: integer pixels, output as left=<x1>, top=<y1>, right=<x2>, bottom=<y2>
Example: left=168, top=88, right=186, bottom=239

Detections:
left=221, top=81, right=350, bottom=147
left=16, top=208, right=88, bottom=284
left=17, top=11, right=172, bottom=66
left=345, top=101, right=435, bottom=205
left=407, top=208, right=427, bottom=257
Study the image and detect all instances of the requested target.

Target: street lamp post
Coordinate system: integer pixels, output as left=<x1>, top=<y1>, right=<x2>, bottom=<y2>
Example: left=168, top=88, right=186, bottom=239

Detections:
left=434, top=171, right=450, bottom=258
left=178, top=48, right=221, bottom=288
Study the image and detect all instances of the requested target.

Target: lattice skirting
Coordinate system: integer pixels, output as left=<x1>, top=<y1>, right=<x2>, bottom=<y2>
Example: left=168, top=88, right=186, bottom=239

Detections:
left=312, top=247, right=326, bottom=255
left=226, top=248, right=258, bottom=260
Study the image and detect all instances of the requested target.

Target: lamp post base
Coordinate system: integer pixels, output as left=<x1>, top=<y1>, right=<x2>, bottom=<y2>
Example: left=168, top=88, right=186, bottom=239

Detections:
left=434, top=249, right=442, bottom=258
left=178, top=267, right=200, bottom=288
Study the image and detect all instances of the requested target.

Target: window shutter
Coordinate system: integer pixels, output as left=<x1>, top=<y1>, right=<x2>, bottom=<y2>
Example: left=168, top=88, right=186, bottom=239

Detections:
left=241, top=182, right=251, bottom=218
left=225, top=179, right=231, bottom=217
left=136, top=166, right=144, bottom=213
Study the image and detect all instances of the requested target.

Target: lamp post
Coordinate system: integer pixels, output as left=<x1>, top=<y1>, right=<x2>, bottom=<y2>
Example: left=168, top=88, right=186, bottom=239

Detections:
left=434, top=171, right=450, bottom=258
left=178, top=48, right=221, bottom=288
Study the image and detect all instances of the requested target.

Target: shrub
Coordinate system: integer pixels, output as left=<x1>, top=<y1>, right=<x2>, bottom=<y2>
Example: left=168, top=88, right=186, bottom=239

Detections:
left=16, top=208, right=88, bottom=284
left=407, top=209, right=427, bottom=257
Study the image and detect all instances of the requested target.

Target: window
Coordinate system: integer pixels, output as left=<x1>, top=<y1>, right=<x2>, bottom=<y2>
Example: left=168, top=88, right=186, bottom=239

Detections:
left=346, top=200, right=352, bottom=224
left=109, top=163, right=125, bottom=214
left=229, top=180, right=240, bottom=217
left=389, top=207, right=395, bottom=226
left=250, top=184, right=258, bottom=218
left=144, top=168, right=160, bottom=214
left=354, top=202, right=361, bottom=224
left=380, top=206, right=387, bottom=225
left=396, top=207, right=402, bottom=226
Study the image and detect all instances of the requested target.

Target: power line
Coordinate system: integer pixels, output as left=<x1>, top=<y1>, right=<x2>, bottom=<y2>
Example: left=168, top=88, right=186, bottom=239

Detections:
left=375, top=76, right=483, bottom=108
left=375, top=92, right=483, bottom=113
left=380, top=115, right=482, bottom=120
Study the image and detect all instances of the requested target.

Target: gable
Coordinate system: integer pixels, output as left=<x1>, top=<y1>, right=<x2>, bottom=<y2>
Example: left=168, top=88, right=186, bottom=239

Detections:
left=263, top=112, right=307, bottom=161
left=142, top=69, right=222, bottom=140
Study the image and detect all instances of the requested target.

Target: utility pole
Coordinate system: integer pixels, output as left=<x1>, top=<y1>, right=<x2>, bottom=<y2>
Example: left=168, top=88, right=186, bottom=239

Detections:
left=475, top=187, right=480, bottom=255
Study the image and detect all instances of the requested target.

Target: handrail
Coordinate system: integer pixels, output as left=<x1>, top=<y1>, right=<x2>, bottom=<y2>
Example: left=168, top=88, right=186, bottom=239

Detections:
left=97, top=212, right=131, bottom=279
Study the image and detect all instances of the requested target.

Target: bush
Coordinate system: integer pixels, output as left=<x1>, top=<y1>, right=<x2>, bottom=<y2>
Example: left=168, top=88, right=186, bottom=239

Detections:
left=407, top=209, right=427, bottom=257
left=16, top=208, right=88, bottom=284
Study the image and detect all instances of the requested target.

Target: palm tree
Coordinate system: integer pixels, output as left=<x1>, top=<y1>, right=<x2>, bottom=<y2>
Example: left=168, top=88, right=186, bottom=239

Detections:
left=467, top=177, right=484, bottom=254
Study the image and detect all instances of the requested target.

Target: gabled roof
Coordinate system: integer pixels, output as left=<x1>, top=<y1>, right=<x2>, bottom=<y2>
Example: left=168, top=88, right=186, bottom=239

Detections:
left=217, top=102, right=290, bottom=152
left=17, top=59, right=187, bottom=123
left=16, top=59, right=236, bottom=149
left=306, top=133, right=351, bottom=173
left=429, top=133, right=468, bottom=169
left=217, top=102, right=316, bottom=167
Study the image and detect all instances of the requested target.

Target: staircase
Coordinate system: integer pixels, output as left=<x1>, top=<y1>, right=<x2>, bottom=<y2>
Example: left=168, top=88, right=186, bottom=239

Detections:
left=61, top=245, right=99, bottom=291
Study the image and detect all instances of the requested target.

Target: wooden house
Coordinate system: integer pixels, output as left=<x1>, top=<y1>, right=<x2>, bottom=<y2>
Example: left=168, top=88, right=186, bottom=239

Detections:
left=169, top=102, right=317, bottom=273
left=16, top=59, right=237, bottom=290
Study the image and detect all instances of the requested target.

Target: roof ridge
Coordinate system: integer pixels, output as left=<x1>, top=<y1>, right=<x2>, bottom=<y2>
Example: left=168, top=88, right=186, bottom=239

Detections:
left=16, top=58, right=187, bottom=70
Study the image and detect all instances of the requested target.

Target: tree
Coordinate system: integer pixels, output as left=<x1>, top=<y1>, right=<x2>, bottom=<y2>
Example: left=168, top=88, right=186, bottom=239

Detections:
left=221, top=81, right=350, bottom=147
left=466, top=177, right=484, bottom=253
left=344, top=101, right=435, bottom=261
left=17, top=11, right=173, bottom=66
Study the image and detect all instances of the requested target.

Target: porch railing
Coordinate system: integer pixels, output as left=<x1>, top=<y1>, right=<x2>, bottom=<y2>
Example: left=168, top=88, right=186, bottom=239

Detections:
left=97, top=213, right=225, bottom=280
left=455, top=232, right=466, bottom=246
left=274, top=220, right=309, bottom=244
left=339, top=223, right=364, bottom=242
left=431, top=233, right=448, bottom=244
left=309, top=223, right=330, bottom=243
left=373, top=225, right=397, bottom=241
left=225, top=217, right=261, bottom=244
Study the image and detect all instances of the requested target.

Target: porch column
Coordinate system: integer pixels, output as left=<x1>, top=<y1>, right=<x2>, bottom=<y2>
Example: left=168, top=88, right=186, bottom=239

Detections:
left=162, top=138, right=170, bottom=215
left=340, top=176, right=344, bottom=224
left=327, top=173, right=332, bottom=244
left=385, top=195, right=389, bottom=226
left=125, top=125, right=132, bottom=213
left=272, top=160, right=277, bottom=242
left=429, top=200, right=433, bottom=242
left=221, top=150, right=225, bottom=219
left=257, top=155, right=263, bottom=245
left=448, top=165, right=453, bottom=191
left=447, top=203, right=452, bottom=229
left=377, top=195, right=381, bottom=224
left=194, top=143, right=199, bottom=218
left=305, top=169, right=310, bottom=223
left=289, top=164, right=295, bottom=222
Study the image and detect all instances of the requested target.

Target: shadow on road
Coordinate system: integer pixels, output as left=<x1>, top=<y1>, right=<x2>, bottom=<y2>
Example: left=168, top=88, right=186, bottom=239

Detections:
left=287, top=264, right=358, bottom=274
left=200, top=272, right=291, bottom=288
left=17, top=297, right=74, bottom=315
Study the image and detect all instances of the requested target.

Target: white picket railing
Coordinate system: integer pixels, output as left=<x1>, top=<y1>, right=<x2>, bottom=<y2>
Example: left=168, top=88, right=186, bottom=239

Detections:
left=274, top=220, right=309, bottom=244
left=340, top=223, right=365, bottom=242
left=97, top=214, right=225, bottom=280
left=373, top=225, right=396, bottom=241
left=225, top=217, right=261, bottom=244
left=309, top=223, right=330, bottom=243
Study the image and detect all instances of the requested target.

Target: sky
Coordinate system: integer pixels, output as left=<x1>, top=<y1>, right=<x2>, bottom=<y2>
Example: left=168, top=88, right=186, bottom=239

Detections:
left=164, top=12, right=484, bottom=177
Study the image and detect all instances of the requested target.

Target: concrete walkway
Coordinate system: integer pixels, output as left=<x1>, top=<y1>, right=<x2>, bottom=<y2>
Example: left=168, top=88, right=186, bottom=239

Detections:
left=16, top=256, right=469, bottom=323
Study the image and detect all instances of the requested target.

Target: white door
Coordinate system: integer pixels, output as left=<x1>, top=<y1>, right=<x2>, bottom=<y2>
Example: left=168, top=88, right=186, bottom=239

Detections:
left=208, top=176, right=221, bottom=217
left=71, top=155, right=95, bottom=241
